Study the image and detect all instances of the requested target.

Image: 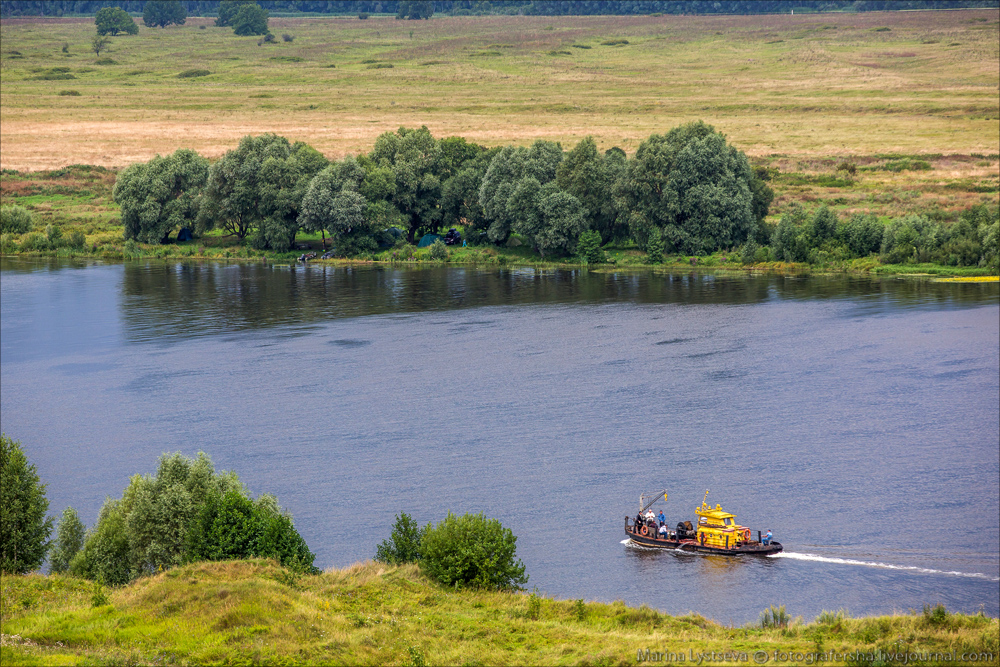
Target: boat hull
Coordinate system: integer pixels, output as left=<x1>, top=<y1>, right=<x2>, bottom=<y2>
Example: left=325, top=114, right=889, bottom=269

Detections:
left=625, top=528, right=783, bottom=555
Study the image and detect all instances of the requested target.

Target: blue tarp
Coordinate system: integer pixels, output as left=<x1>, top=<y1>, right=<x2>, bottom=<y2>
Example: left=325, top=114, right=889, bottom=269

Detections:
left=417, top=233, right=441, bottom=248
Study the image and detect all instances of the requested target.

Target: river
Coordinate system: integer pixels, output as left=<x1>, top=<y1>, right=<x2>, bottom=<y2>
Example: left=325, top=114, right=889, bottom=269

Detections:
left=1, top=258, right=997, bottom=624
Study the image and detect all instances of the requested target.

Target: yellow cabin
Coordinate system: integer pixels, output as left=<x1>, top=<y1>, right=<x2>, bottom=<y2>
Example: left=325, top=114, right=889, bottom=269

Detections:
left=694, top=499, right=752, bottom=550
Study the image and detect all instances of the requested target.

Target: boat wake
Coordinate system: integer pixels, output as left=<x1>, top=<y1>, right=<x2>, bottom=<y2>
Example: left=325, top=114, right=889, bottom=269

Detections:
left=769, top=552, right=1000, bottom=581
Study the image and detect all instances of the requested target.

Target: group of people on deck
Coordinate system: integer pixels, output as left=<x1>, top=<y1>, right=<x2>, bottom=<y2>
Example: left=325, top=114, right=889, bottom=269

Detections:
left=634, top=507, right=774, bottom=546
left=634, top=508, right=671, bottom=539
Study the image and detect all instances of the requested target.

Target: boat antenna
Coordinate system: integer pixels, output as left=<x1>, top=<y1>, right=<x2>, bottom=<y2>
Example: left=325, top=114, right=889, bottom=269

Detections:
left=702, top=489, right=710, bottom=507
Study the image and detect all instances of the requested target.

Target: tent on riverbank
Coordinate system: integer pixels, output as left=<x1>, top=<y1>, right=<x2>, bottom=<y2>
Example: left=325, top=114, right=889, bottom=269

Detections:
left=417, top=233, right=441, bottom=248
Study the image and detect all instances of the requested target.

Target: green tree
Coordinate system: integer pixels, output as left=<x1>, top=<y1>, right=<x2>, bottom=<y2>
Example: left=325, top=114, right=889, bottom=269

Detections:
left=577, top=229, right=604, bottom=263
left=0, top=435, right=53, bottom=574
left=143, top=0, right=186, bottom=28
left=0, top=204, right=34, bottom=234
left=215, top=0, right=255, bottom=26
left=368, top=126, right=448, bottom=242
left=837, top=213, right=883, bottom=258
left=91, top=34, right=110, bottom=55
left=374, top=512, right=424, bottom=564
left=771, top=205, right=809, bottom=262
left=420, top=512, right=527, bottom=591
left=616, top=121, right=758, bottom=254
left=511, top=183, right=588, bottom=257
left=114, top=148, right=209, bottom=244
left=556, top=137, right=625, bottom=242
left=95, top=6, right=138, bottom=36
left=232, top=3, right=269, bottom=36
left=198, top=134, right=327, bottom=250
left=48, top=507, right=85, bottom=574
left=69, top=498, right=131, bottom=585
left=479, top=140, right=564, bottom=245
left=299, top=158, right=376, bottom=255
left=397, top=0, right=434, bottom=19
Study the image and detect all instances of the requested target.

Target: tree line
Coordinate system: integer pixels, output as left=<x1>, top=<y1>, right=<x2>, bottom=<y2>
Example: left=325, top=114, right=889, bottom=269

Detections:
left=108, top=123, right=998, bottom=268
left=3, top=0, right=996, bottom=18
left=115, top=122, right=776, bottom=259
left=2, top=435, right=528, bottom=592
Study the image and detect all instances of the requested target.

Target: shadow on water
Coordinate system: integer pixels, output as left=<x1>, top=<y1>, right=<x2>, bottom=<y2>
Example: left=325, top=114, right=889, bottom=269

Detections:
left=0, top=259, right=985, bottom=343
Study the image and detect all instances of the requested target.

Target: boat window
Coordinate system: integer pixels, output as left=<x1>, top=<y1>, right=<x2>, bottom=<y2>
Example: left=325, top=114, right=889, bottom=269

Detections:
left=724, top=518, right=733, bottom=526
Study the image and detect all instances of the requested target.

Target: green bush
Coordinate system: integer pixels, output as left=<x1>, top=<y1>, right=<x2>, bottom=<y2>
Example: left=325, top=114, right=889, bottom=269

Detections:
left=760, top=604, right=790, bottom=629
left=19, top=231, right=48, bottom=251
left=177, top=69, right=211, bottom=78
left=48, top=507, right=85, bottom=574
left=46, top=224, right=63, bottom=244
left=0, top=435, right=54, bottom=574
left=578, top=229, right=604, bottom=264
left=645, top=227, right=664, bottom=264
left=419, top=512, right=527, bottom=591
left=71, top=452, right=317, bottom=584
left=68, top=230, right=86, bottom=248
left=428, top=238, right=448, bottom=260
left=1, top=204, right=34, bottom=234
left=375, top=512, right=424, bottom=564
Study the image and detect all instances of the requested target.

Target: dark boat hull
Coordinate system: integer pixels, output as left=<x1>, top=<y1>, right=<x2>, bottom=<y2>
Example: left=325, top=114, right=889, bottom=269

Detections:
left=625, top=528, right=783, bottom=555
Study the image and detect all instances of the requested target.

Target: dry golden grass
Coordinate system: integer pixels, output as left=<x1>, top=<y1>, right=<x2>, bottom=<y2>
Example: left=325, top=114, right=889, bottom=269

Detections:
left=1, top=10, right=998, bottom=171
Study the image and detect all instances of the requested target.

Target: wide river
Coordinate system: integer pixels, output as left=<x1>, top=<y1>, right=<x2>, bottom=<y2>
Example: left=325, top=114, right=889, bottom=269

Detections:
left=1, top=258, right=998, bottom=624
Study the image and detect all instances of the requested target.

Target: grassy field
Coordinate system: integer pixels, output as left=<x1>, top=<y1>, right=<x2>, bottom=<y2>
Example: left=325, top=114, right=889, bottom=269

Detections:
left=2, top=559, right=998, bottom=666
left=1, top=10, right=998, bottom=170
left=1, top=11, right=997, bottom=271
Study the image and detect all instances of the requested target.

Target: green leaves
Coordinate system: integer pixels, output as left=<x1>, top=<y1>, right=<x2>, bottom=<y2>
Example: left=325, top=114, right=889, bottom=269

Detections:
left=48, top=507, right=85, bottom=574
left=374, top=512, right=424, bottom=565
left=114, top=148, right=208, bottom=244
left=0, top=435, right=53, bottom=574
left=95, top=7, right=138, bottom=36
left=420, top=512, right=527, bottom=591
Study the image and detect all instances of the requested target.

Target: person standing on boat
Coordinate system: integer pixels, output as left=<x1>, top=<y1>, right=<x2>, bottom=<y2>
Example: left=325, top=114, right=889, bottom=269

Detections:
left=657, top=510, right=666, bottom=528
left=763, top=529, right=773, bottom=546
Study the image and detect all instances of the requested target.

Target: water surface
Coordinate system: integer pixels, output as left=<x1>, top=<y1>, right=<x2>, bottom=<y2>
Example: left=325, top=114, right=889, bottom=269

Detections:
left=2, top=258, right=997, bottom=623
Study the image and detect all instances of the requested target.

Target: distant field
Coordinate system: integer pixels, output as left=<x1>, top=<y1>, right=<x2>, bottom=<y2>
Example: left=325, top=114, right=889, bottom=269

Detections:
left=1, top=10, right=998, bottom=171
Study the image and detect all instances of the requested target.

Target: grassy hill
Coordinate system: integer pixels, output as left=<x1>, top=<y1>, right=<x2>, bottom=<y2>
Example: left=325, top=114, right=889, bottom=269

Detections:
left=2, top=559, right=997, bottom=665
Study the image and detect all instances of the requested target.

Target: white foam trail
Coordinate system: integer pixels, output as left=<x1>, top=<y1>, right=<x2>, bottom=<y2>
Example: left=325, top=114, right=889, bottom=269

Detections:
left=770, top=552, right=1000, bottom=581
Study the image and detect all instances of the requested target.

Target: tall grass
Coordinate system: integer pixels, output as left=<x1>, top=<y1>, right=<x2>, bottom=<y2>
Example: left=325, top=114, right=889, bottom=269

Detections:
left=1, top=560, right=996, bottom=666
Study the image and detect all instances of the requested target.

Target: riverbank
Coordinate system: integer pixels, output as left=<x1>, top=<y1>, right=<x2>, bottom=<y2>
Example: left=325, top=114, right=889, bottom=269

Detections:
left=1, top=163, right=996, bottom=278
left=2, top=559, right=997, bottom=666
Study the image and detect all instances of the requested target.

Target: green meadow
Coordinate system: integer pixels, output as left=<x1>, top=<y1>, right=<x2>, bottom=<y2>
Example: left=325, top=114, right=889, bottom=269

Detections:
left=1, top=10, right=997, bottom=270
left=2, top=560, right=998, bottom=666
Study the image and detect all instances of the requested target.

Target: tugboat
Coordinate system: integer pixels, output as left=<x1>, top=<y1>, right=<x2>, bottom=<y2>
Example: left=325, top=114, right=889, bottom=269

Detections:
left=625, top=490, right=782, bottom=555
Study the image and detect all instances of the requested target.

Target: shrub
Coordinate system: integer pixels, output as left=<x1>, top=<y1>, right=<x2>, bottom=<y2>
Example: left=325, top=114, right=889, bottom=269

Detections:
left=70, top=452, right=317, bottom=584
left=578, top=229, right=604, bottom=263
left=19, top=232, right=48, bottom=251
left=1, top=204, right=34, bottom=234
left=358, top=12, right=369, bottom=19
left=49, top=507, right=85, bottom=574
left=0, top=434, right=54, bottom=574
left=646, top=227, right=664, bottom=264
left=281, top=33, right=293, bottom=42
left=68, top=230, right=86, bottom=248
left=58, top=90, right=81, bottom=96
left=46, top=224, right=63, bottom=244
left=420, top=512, right=527, bottom=591
left=836, top=161, right=857, bottom=176
left=760, top=604, right=790, bottom=629
left=123, top=238, right=142, bottom=259
left=177, top=69, right=211, bottom=78
left=429, top=238, right=448, bottom=260
left=374, top=512, right=423, bottom=564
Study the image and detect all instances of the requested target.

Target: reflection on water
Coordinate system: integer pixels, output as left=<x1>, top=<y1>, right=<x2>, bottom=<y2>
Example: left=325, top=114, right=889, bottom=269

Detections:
left=1, top=258, right=997, bottom=623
